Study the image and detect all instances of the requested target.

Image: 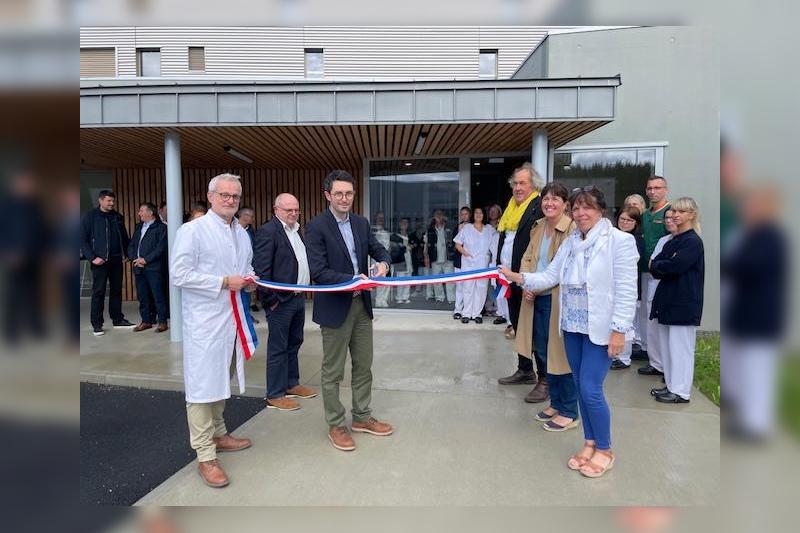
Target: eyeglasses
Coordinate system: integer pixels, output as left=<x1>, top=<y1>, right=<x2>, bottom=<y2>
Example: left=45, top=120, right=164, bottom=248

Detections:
left=214, top=192, right=241, bottom=202
left=276, top=206, right=301, bottom=214
left=572, top=185, right=597, bottom=193
left=331, top=191, right=355, bottom=200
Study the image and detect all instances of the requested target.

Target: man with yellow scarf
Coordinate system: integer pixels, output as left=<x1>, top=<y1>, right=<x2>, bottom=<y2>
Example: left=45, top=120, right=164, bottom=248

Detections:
left=497, top=163, right=546, bottom=394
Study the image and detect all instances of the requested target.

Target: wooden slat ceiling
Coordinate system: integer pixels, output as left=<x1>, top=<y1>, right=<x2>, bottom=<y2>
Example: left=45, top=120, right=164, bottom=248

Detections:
left=80, top=121, right=610, bottom=169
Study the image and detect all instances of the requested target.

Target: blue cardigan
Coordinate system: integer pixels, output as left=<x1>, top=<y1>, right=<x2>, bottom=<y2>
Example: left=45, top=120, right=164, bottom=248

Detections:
left=649, top=229, right=705, bottom=326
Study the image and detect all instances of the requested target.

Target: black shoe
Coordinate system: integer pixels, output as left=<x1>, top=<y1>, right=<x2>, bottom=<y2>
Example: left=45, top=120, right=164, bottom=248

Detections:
left=655, top=391, right=690, bottom=403
left=453, top=313, right=462, bottom=320
left=250, top=304, right=259, bottom=312
left=610, top=359, right=630, bottom=370
left=630, top=348, right=649, bottom=361
left=461, top=317, right=470, bottom=324
left=498, top=369, right=536, bottom=385
left=493, top=317, right=507, bottom=325
left=650, top=386, right=668, bottom=396
left=637, top=365, right=664, bottom=376
left=92, top=326, right=104, bottom=336
left=474, top=317, right=483, bottom=324
left=113, top=319, right=134, bottom=328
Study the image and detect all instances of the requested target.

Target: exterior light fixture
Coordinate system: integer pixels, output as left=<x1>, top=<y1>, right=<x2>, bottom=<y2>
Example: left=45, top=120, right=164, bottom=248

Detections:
left=223, top=145, right=253, bottom=164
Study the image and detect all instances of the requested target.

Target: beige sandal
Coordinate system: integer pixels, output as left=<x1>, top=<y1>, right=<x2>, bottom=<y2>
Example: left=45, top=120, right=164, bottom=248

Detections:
left=567, top=443, right=596, bottom=471
left=579, top=449, right=615, bottom=478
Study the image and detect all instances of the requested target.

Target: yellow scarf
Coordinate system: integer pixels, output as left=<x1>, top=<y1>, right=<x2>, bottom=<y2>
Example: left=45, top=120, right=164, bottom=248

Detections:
left=498, top=191, right=539, bottom=232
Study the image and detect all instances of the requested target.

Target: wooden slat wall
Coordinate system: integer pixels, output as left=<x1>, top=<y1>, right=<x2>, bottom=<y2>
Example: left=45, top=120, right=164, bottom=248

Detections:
left=114, top=167, right=361, bottom=300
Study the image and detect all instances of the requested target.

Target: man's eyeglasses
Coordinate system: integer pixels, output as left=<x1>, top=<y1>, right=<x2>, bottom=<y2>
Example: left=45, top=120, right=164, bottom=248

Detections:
left=276, top=206, right=301, bottom=214
left=215, top=192, right=241, bottom=202
left=331, top=191, right=355, bottom=200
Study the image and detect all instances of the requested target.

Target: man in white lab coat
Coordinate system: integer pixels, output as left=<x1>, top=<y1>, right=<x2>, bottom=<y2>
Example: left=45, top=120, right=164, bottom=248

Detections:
left=171, top=173, right=257, bottom=488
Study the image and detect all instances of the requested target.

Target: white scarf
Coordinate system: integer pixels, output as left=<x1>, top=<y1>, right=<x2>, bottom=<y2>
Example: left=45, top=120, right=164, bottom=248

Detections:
left=562, top=217, right=612, bottom=287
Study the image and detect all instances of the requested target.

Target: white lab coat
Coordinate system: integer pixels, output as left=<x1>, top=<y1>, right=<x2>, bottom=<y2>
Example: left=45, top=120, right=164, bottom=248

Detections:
left=454, top=223, right=498, bottom=318
left=171, top=210, right=255, bottom=403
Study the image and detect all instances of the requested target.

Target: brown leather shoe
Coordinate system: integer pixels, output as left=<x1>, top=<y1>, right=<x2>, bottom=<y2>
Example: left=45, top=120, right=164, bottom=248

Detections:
left=328, top=426, right=356, bottom=451
left=155, top=322, right=168, bottom=332
left=133, top=322, right=153, bottom=332
left=524, top=376, right=550, bottom=403
left=286, top=385, right=318, bottom=399
left=498, top=369, right=537, bottom=385
left=266, top=396, right=300, bottom=411
left=213, top=433, right=252, bottom=452
left=351, top=417, right=394, bottom=436
left=198, top=459, right=229, bottom=488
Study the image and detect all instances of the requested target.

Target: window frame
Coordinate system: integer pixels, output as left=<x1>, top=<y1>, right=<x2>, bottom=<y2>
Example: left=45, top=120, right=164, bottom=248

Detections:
left=136, top=48, right=162, bottom=78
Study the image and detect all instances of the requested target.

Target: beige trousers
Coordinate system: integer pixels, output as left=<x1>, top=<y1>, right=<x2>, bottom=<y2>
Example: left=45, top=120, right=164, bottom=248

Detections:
left=186, top=400, right=227, bottom=462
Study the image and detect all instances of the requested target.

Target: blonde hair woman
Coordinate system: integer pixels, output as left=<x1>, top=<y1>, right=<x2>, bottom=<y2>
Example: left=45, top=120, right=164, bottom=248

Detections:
left=624, top=194, right=646, bottom=215
left=649, top=197, right=705, bottom=403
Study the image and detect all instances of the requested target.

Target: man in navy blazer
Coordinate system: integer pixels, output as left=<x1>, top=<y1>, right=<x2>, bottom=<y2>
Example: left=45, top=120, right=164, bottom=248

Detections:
left=305, top=170, right=393, bottom=452
left=253, top=193, right=317, bottom=411
left=127, top=202, right=168, bottom=332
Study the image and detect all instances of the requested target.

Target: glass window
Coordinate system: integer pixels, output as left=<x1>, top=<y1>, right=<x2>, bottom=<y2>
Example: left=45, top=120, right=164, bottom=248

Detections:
left=137, top=49, right=160, bottom=77
left=304, top=48, right=324, bottom=78
left=479, top=49, right=497, bottom=79
left=369, top=158, right=460, bottom=311
left=554, top=148, right=656, bottom=219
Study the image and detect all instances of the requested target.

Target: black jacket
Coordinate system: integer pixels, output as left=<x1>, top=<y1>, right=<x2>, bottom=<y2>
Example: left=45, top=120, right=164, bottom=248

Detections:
left=305, top=209, right=391, bottom=328
left=424, top=223, right=456, bottom=263
left=722, top=223, right=788, bottom=339
left=80, top=207, right=130, bottom=261
left=650, top=229, right=705, bottom=326
left=497, top=195, right=543, bottom=272
left=253, top=216, right=305, bottom=309
left=127, top=219, right=167, bottom=271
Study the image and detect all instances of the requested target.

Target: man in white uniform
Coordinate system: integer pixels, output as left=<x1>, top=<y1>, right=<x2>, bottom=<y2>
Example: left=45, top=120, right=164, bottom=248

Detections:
left=171, top=173, right=257, bottom=488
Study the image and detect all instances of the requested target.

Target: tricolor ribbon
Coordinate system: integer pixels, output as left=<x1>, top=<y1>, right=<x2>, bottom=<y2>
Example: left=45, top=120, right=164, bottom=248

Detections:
left=248, top=266, right=511, bottom=297
left=230, top=288, right=258, bottom=360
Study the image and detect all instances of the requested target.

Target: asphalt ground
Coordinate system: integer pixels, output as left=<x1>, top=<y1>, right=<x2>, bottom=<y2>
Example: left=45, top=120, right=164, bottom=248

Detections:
left=80, top=383, right=265, bottom=505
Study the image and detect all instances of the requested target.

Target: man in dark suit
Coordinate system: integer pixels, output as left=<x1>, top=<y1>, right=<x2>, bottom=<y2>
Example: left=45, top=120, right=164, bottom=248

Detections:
left=305, top=170, right=393, bottom=452
left=496, top=164, right=547, bottom=402
left=127, top=202, right=169, bottom=332
left=253, top=193, right=317, bottom=412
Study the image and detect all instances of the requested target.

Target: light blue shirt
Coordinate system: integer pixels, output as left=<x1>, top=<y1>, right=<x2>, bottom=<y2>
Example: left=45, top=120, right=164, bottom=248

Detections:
left=331, top=207, right=360, bottom=276
left=536, top=232, right=552, bottom=273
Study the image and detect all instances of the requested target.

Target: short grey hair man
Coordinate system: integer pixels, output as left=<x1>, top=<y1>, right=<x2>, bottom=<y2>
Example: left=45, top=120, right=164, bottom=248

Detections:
left=208, top=173, right=242, bottom=193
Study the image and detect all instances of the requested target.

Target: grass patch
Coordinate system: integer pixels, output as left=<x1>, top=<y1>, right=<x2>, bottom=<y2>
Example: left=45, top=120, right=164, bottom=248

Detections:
left=694, top=333, right=720, bottom=405
left=780, top=355, right=800, bottom=440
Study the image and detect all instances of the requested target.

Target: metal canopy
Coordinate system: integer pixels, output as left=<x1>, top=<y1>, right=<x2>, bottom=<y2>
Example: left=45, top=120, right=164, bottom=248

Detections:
left=80, top=77, right=619, bottom=128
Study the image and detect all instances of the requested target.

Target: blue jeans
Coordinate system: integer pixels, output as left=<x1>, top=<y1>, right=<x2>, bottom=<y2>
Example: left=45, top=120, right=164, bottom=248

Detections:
left=563, top=331, right=613, bottom=449
left=533, top=294, right=578, bottom=419
left=265, top=295, right=305, bottom=399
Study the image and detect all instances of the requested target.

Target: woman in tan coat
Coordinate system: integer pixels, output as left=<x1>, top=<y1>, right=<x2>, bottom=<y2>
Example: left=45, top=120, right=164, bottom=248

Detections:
left=515, top=183, right=579, bottom=431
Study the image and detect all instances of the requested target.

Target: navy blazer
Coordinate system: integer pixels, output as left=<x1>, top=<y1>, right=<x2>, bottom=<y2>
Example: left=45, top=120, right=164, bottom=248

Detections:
left=722, top=223, right=787, bottom=339
left=127, top=219, right=167, bottom=271
left=650, top=229, right=705, bottom=326
left=305, top=209, right=391, bottom=328
left=253, top=216, right=304, bottom=309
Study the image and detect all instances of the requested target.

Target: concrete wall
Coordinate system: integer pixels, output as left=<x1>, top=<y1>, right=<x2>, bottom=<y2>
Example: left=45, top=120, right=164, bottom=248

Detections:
left=525, top=27, right=720, bottom=330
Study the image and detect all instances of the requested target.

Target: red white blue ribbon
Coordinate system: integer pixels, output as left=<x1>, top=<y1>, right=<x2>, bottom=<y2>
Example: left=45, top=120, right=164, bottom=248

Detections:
left=230, top=288, right=258, bottom=360
left=249, top=267, right=511, bottom=296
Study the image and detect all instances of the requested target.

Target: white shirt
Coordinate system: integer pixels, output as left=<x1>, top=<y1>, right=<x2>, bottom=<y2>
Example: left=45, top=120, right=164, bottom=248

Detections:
left=137, top=218, right=155, bottom=257
left=279, top=217, right=310, bottom=286
left=500, top=229, right=517, bottom=268
left=454, top=223, right=498, bottom=269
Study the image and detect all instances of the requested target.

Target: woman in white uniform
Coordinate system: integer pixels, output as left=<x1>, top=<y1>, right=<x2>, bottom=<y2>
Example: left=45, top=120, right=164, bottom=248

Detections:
left=390, top=217, right=414, bottom=304
left=454, top=207, right=498, bottom=324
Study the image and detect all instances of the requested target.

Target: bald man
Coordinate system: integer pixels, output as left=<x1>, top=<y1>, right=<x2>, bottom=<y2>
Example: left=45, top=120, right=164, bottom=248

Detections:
left=253, top=193, right=317, bottom=410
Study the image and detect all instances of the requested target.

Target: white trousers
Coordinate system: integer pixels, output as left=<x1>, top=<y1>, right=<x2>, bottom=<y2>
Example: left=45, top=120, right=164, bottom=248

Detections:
left=392, top=266, right=410, bottom=302
left=374, top=285, right=390, bottom=307
left=461, top=277, right=489, bottom=319
left=616, top=340, right=633, bottom=366
left=453, top=267, right=464, bottom=313
left=495, top=287, right=510, bottom=320
left=429, top=260, right=455, bottom=302
left=722, top=338, right=780, bottom=437
left=637, top=273, right=653, bottom=349
left=647, top=317, right=665, bottom=372
left=657, top=324, right=697, bottom=400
